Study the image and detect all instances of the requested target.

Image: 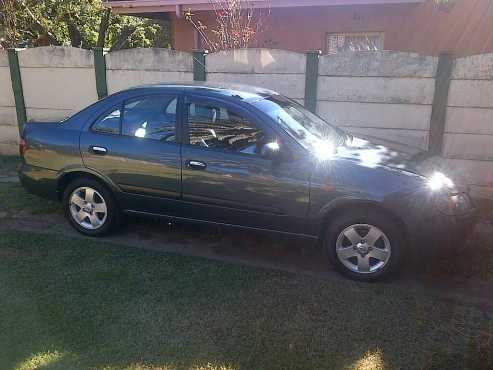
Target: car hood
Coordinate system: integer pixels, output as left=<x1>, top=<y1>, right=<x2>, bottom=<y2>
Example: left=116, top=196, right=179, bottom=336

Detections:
left=333, top=134, right=425, bottom=174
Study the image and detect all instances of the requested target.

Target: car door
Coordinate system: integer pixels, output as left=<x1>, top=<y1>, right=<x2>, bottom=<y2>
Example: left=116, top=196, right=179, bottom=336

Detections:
left=180, top=95, right=311, bottom=234
left=80, top=93, right=184, bottom=216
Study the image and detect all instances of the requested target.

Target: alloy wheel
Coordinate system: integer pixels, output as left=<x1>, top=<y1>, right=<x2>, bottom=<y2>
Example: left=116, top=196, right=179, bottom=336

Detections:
left=69, top=186, right=108, bottom=230
left=335, top=224, right=391, bottom=274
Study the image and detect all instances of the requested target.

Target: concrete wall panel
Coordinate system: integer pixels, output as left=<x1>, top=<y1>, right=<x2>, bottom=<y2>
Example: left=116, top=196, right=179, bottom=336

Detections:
left=342, top=126, right=429, bottom=150
left=317, top=77, right=435, bottom=105
left=207, top=73, right=305, bottom=99
left=0, top=50, right=18, bottom=154
left=106, top=48, right=193, bottom=72
left=207, top=49, right=306, bottom=74
left=443, top=133, right=493, bottom=160
left=20, top=67, right=98, bottom=114
left=318, top=101, right=431, bottom=130
left=445, top=107, right=493, bottom=135
left=18, top=47, right=98, bottom=122
left=0, top=125, right=19, bottom=154
left=107, top=70, right=193, bottom=94
left=448, top=80, right=493, bottom=108
left=452, top=53, right=493, bottom=80
left=319, top=51, right=437, bottom=77
left=18, top=46, right=94, bottom=68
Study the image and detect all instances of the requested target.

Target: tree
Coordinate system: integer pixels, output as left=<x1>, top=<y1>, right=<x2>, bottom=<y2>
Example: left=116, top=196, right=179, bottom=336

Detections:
left=184, top=0, right=270, bottom=51
left=0, top=0, right=171, bottom=50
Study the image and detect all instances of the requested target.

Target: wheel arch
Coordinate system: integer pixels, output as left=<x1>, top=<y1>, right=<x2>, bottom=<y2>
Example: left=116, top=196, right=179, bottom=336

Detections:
left=318, top=198, right=409, bottom=244
left=56, top=168, right=119, bottom=200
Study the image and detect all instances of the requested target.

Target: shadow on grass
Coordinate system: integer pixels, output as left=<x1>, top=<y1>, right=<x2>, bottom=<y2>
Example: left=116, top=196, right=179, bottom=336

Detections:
left=1, top=232, right=492, bottom=370
left=0, top=183, right=60, bottom=216
left=0, top=155, right=20, bottom=177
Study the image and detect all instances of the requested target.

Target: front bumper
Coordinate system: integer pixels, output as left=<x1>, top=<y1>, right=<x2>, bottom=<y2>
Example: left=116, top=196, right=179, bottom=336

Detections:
left=409, top=207, right=478, bottom=256
left=18, top=164, right=59, bottom=200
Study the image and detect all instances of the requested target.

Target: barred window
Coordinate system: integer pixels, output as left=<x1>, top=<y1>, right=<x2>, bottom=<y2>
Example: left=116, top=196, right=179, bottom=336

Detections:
left=326, top=32, right=384, bottom=54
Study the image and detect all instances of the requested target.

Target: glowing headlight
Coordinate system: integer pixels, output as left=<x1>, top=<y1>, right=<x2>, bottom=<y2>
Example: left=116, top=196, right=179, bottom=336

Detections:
left=313, top=140, right=336, bottom=161
left=428, top=172, right=454, bottom=191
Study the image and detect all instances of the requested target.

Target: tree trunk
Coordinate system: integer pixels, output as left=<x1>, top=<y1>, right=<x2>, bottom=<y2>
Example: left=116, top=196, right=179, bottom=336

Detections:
left=109, top=25, right=137, bottom=51
left=97, top=8, right=111, bottom=48
left=67, top=21, right=83, bottom=47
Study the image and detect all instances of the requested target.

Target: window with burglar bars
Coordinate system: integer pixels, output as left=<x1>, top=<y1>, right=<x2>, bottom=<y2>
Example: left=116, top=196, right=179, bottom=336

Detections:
left=326, top=32, right=384, bottom=54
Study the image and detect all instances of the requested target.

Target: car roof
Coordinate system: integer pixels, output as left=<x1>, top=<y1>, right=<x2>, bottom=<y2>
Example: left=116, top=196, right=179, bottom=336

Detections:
left=125, top=82, right=280, bottom=102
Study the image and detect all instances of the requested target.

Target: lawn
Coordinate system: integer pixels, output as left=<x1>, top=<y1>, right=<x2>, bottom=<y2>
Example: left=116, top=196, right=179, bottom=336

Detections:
left=0, top=231, right=492, bottom=370
left=0, top=155, right=19, bottom=177
left=1, top=155, right=493, bottom=369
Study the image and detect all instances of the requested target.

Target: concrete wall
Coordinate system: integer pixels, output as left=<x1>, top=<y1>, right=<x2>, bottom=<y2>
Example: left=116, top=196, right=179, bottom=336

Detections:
left=0, top=45, right=492, bottom=198
left=18, top=46, right=98, bottom=122
left=207, top=49, right=306, bottom=104
left=317, top=51, right=437, bottom=150
left=106, top=48, right=193, bottom=94
left=441, top=53, right=493, bottom=198
left=0, top=50, right=18, bottom=155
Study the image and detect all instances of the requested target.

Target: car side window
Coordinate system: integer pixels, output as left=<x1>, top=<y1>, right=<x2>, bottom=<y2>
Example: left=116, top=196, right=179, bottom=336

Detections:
left=122, top=96, right=177, bottom=141
left=187, top=102, right=265, bottom=155
left=92, top=108, right=121, bottom=135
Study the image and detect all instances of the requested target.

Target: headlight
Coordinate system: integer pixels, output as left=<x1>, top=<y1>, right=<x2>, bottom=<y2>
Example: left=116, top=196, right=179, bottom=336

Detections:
left=427, top=172, right=472, bottom=215
left=434, top=192, right=473, bottom=215
left=428, top=172, right=454, bottom=191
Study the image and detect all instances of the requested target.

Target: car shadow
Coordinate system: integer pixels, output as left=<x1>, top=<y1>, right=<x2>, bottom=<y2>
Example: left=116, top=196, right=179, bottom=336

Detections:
left=107, top=216, right=493, bottom=294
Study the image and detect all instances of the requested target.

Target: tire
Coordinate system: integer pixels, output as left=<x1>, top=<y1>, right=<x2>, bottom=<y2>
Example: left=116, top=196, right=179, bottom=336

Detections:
left=63, top=177, right=121, bottom=236
left=325, top=209, right=405, bottom=282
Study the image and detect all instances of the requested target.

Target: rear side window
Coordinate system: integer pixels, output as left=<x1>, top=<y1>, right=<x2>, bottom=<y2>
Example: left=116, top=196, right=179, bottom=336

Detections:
left=92, top=108, right=121, bottom=135
left=122, top=96, right=177, bottom=141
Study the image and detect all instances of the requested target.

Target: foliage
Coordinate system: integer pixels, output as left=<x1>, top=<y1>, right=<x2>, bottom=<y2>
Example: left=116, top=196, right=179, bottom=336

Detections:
left=0, top=0, right=170, bottom=50
left=184, top=0, right=270, bottom=51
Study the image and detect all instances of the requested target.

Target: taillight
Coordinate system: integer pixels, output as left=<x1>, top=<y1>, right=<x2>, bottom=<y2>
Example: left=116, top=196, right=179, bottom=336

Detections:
left=19, top=138, right=28, bottom=156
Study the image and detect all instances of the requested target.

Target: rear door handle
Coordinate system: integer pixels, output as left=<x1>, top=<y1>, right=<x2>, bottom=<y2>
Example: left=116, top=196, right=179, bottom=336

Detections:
left=90, top=146, right=107, bottom=155
left=186, top=160, right=207, bottom=170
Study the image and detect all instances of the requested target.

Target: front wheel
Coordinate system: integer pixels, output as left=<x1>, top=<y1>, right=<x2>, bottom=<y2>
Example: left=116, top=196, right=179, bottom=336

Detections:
left=63, top=178, right=120, bottom=236
left=326, top=210, right=405, bottom=281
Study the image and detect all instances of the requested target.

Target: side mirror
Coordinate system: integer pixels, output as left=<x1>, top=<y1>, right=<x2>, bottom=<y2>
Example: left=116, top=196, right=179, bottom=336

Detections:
left=260, top=141, right=283, bottom=161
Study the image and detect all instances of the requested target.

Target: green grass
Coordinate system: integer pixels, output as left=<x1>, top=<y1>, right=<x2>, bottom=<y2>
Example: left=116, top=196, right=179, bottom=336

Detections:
left=0, top=155, right=20, bottom=176
left=0, top=232, right=492, bottom=370
left=0, top=183, right=60, bottom=215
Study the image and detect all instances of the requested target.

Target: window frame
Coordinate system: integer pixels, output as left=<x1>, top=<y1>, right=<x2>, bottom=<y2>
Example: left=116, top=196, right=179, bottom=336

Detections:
left=183, top=94, right=274, bottom=158
left=325, top=31, right=385, bottom=54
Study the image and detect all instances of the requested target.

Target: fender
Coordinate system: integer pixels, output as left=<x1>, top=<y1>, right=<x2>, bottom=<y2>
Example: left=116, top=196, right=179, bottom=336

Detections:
left=311, top=196, right=406, bottom=239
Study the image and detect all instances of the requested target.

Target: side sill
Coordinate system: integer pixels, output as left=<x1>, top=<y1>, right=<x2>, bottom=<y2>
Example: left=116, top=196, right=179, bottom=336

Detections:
left=123, top=209, right=319, bottom=240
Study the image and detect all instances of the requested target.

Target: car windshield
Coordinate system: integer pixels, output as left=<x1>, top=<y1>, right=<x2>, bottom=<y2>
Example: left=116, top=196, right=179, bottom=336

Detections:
left=254, top=94, right=342, bottom=152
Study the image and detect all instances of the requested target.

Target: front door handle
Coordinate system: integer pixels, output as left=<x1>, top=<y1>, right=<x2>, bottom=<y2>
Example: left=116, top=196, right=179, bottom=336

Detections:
left=90, top=146, right=107, bottom=155
left=186, top=160, right=207, bottom=170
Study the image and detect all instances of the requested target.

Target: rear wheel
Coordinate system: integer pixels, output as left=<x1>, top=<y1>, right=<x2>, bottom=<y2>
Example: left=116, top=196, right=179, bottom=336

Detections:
left=325, top=209, right=405, bottom=281
left=63, top=178, right=120, bottom=236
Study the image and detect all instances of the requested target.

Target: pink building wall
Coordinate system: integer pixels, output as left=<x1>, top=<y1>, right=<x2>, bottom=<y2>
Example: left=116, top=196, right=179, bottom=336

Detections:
left=170, top=0, right=493, bottom=56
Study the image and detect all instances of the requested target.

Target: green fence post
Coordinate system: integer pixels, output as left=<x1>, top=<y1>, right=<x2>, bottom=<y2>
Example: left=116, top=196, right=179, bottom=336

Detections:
left=94, top=47, right=108, bottom=99
left=428, top=53, right=453, bottom=155
left=193, top=50, right=206, bottom=81
left=7, top=49, right=27, bottom=136
left=304, top=50, right=320, bottom=113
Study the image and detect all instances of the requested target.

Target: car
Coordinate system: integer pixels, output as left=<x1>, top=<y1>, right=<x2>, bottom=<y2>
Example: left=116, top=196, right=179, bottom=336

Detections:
left=18, top=82, right=477, bottom=281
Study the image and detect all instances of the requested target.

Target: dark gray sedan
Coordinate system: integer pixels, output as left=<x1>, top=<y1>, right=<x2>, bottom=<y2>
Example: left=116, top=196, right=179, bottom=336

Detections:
left=18, top=83, right=477, bottom=281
